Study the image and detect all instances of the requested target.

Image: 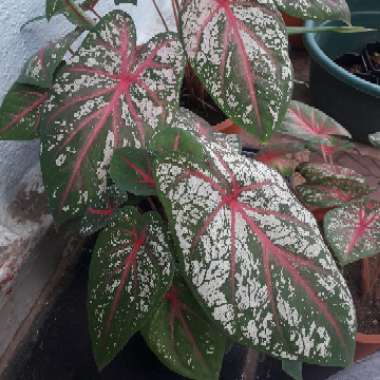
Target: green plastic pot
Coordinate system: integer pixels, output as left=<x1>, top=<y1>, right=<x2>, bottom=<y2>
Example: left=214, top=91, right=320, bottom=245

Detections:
left=304, top=0, right=380, bottom=142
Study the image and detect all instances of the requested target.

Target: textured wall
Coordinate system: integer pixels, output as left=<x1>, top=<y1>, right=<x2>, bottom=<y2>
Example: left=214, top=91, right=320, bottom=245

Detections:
left=0, top=0, right=174, bottom=214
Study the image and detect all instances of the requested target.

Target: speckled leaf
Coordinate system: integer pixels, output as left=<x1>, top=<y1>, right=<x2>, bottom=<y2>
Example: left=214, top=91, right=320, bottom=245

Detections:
left=46, top=0, right=95, bottom=28
left=369, top=132, right=380, bottom=149
left=154, top=143, right=356, bottom=366
left=296, top=183, right=370, bottom=209
left=281, top=101, right=351, bottom=146
left=110, top=147, right=156, bottom=196
left=88, top=208, right=174, bottom=369
left=180, top=0, right=293, bottom=141
left=18, top=29, right=82, bottom=89
left=213, top=133, right=241, bottom=154
left=79, top=180, right=129, bottom=236
left=143, top=279, right=226, bottom=380
left=0, top=84, right=48, bottom=140
left=270, top=0, right=350, bottom=23
left=324, top=199, right=380, bottom=266
left=298, top=163, right=367, bottom=187
left=40, top=10, right=185, bottom=224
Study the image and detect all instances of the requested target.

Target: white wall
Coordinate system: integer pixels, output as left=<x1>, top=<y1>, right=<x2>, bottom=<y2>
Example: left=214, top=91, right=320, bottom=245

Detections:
left=0, top=0, right=175, bottom=215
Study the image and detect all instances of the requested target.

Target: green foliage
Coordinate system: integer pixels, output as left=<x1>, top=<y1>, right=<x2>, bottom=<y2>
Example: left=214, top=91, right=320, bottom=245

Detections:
left=0, top=0, right=362, bottom=378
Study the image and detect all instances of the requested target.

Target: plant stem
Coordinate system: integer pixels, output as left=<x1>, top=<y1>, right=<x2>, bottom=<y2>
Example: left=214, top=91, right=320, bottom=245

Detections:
left=152, top=0, right=170, bottom=32
left=67, top=0, right=96, bottom=29
left=171, top=0, right=180, bottom=32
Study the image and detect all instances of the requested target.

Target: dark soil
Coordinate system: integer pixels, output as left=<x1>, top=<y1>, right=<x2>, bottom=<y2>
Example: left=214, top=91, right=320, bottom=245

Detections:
left=344, top=258, right=380, bottom=335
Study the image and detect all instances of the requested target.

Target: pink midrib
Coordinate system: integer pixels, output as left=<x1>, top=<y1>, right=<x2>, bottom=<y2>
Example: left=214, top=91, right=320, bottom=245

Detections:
left=0, top=92, right=48, bottom=133
left=103, top=230, right=145, bottom=340
left=123, top=156, right=155, bottom=187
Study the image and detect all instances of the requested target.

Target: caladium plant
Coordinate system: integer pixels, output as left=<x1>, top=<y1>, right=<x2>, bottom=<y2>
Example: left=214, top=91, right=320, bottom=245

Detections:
left=0, top=0, right=364, bottom=379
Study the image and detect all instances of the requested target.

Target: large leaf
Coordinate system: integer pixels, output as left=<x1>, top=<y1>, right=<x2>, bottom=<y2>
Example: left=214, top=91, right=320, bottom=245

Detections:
left=0, top=84, right=48, bottom=140
left=180, top=0, right=293, bottom=141
left=18, top=29, right=82, bottom=89
left=281, top=101, right=351, bottom=145
left=270, top=0, right=350, bottom=23
left=143, top=279, right=226, bottom=380
left=324, top=199, right=380, bottom=266
left=46, top=0, right=95, bottom=28
left=88, top=208, right=174, bottom=369
left=40, top=10, right=184, bottom=224
left=154, top=143, right=356, bottom=366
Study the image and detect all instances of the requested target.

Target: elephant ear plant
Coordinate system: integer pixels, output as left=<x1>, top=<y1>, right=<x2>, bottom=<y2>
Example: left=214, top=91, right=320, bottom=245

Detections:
left=0, top=0, right=357, bottom=379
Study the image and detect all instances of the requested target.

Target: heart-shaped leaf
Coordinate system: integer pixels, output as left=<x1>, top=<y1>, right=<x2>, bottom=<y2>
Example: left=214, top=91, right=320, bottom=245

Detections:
left=46, top=0, right=95, bottom=28
left=324, top=198, right=380, bottom=265
left=281, top=101, right=351, bottom=145
left=143, top=279, right=226, bottom=380
left=40, top=10, right=185, bottom=224
left=180, top=0, right=293, bottom=141
left=18, top=29, right=82, bottom=89
left=296, top=183, right=369, bottom=208
left=270, top=0, right=350, bottom=23
left=0, top=84, right=48, bottom=140
left=282, top=359, right=303, bottom=380
left=88, top=208, right=174, bottom=369
left=369, top=132, right=380, bottom=149
left=110, top=147, right=156, bottom=196
left=298, top=163, right=367, bottom=186
left=154, top=143, right=356, bottom=366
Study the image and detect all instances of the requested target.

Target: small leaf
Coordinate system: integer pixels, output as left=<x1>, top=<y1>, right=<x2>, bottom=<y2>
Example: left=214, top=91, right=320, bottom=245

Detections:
left=88, top=208, right=174, bottom=369
left=79, top=180, right=129, bottom=236
left=18, top=29, right=82, bottom=89
left=110, top=147, right=156, bottom=196
left=282, top=359, right=303, bottom=380
left=180, top=0, right=293, bottom=141
left=281, top=101, right=351, bottom=146
left=40, top=10, right=185, bottom=224
left=0, top=83, right=48, bottom=140
left=143, top=279, right=226, bottom=380
left=150, top=128, right=206, bottom=161
left=298, top=163, right=367, bottom=186
left=369, top=132, right=380, bottom=149
left=46, top=0, right=95, bottom=28
left=154, top=143, right=356, bottom=366
left=324, top=198, right=380, bottom=265
left=271, top=0, right=351, bottom=23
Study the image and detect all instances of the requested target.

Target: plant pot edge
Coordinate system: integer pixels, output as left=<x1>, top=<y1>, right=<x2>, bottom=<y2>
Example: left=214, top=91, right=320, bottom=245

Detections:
left=355, top=332, right=380, bottom=361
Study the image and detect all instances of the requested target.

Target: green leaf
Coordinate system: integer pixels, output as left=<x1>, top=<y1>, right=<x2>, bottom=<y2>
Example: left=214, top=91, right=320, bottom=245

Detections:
left=296, top=163, right=371, bottom=208
left=40, top=10, right=185, bottom=224
left=298, top=163, right=367, bottom=186
left=180, top=0, right=293, bottom=141
left=143, top=278, right=226, bottom=380
left=18, top=29, right=82, bottom=89
left=46, top=0, right=95, bottom=28
left=0, top=83, right=48, bottom=140
left=79, top=180, right=129, bottom=236
left=271, top=0, right=351, bottom=23
left=324, top=198, right=380, bottom=266
left=282, top=359, right=303, bottom=380
left=369, top=132, right=380, bottom=149
left=154, top=143, right=356, bottom=366
left=88, top=208, right=174, bottom=369
left=110, top=147, right=156, bottom=196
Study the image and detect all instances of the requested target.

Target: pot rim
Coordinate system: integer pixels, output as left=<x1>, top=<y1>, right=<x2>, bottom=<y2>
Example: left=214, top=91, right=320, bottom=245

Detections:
left=303, top=20, right=380, bottom=99
left=356, top=332, right=380, bottom=344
